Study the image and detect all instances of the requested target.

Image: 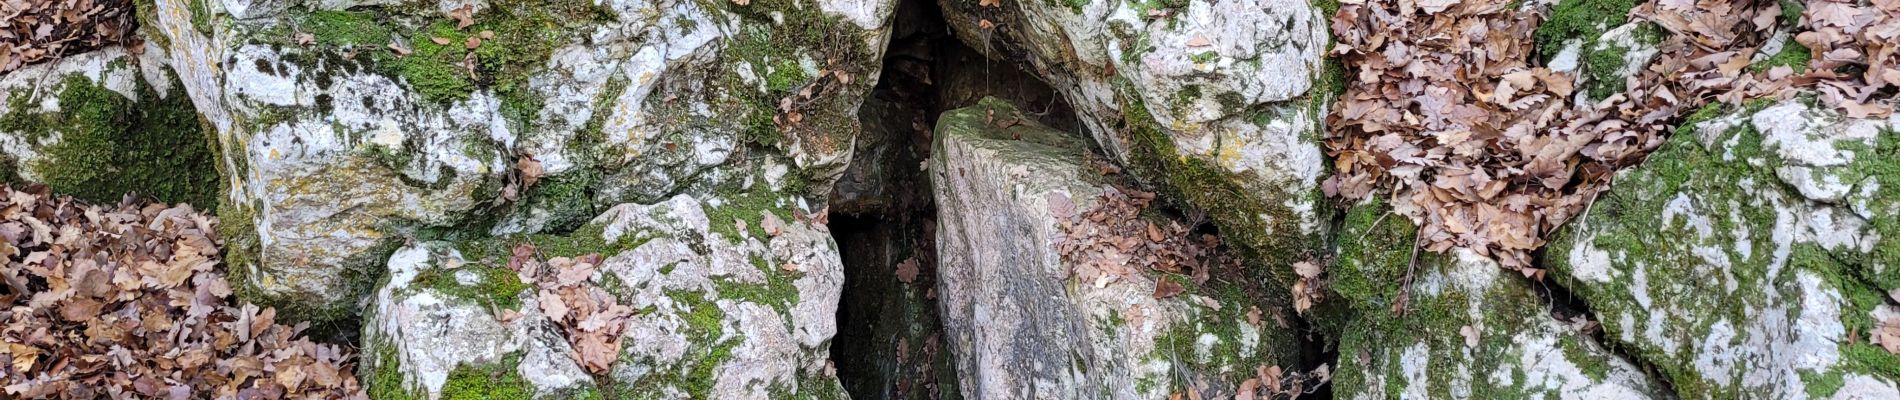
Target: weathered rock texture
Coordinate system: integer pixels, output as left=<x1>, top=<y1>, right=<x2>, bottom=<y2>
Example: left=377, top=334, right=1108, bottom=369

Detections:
left=935, top=0, right=1334, bottom=287
left=932, top=98, right=1295, bottom=399
left=1331, top=199, right=1668, bottom=398
left=1545, top=98, right=1900, bottom=398
left=138, top=0, right=896, bottom=321
left=0, top=44, right=219, bottom=208
left=364, top=164, right=849, bottom=398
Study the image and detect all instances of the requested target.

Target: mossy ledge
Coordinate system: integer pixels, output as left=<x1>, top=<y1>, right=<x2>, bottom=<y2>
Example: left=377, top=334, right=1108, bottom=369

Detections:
left=1110, top=77, right=1328, bottom=294
left=0, top=71, right=220, bottom=209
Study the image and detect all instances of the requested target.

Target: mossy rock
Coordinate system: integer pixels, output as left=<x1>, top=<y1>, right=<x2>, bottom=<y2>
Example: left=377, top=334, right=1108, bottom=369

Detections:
left=1327, top=201, right=1666, bottom=398
left=1544, top=98, right=1900, bottom=398
left=0, top=49, right=219, bottom=209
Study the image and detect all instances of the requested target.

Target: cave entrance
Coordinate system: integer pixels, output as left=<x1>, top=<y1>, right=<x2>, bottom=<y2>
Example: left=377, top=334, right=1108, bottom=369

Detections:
left=822, top=0, right=1078, bottom=396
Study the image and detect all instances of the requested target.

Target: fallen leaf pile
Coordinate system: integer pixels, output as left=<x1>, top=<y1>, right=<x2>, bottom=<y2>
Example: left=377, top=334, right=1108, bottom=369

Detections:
left=0, top=0, right=137, bottom=74
left=0, top=185, right=366, bottom=398
left=1233, top=363, right=1331, bottom=400
left=1053, top=187, right=1236, bottom=298
left=509, top=244, right=631, bottom=374
left=1793, top=0, right=1900, bottom=117
left=1324, top=0, right=1786, bottom=272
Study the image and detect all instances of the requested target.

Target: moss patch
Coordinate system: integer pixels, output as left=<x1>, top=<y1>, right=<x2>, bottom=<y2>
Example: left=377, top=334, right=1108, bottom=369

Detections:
left=1747, top=41, right=1812, bottom=74
left=1544, top=100, right=1900, bottom=397
left=1111, top=77, right=1325, bottom=292
left=1, top=72, right=220, bottom=208
left=1533, top=0, right=1639, bottom=61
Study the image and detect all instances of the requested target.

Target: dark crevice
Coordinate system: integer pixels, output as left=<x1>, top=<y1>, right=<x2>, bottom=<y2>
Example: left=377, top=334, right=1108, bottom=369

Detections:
left=1527, top=248, right=1682, bottom=396
left=825, top=0, right=1088, bottom=396
left=822, top=0, right=951, bottom=397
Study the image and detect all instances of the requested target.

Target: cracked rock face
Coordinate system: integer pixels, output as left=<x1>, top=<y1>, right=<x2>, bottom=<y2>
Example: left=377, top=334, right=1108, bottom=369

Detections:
left=1331, top=238, right=1668, bottom=399
left=931, top=98, right=1298, bottom=400
left=1545, top=97, right=1900, bottom=398
left=140, top=0, right=894, bottom=321
left=364, top=170, right=847, bottom=398
left=935, top=0, right=1332, bottom=288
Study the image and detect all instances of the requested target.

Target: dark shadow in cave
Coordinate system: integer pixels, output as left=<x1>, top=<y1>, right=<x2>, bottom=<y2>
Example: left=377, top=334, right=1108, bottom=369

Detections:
left=823, top=0, right=1078, bottom=397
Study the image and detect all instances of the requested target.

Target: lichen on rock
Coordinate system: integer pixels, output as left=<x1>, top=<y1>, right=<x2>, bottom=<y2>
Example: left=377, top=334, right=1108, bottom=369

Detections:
left=1544, top=97, right=1900, bottom=398
left=934, top=0, right=1335, bottom=290
left=136, top=0, right=895, bottom=324
left=932, top=98, right=1299, bottom=399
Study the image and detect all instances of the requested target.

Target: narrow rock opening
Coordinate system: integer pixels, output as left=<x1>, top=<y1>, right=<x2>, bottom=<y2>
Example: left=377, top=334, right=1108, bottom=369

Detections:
left=1527, top=250, right=1680, bottom=394
left=824, top=0, right=1081, bottom=396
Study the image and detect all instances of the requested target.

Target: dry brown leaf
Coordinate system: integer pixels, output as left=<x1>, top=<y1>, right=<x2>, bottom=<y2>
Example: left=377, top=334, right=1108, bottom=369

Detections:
left=1152, top=278, right=1185, bottom=299
left=895, top=257, right=920, bottom=283
left=1185, top=34, right=1212, bottom=47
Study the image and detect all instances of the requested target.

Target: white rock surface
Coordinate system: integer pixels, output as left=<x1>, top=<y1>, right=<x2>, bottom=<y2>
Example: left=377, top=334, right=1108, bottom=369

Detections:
left=931, top=99, right=1294, bottom=399
left=141, top=0, right=895, bottom=319
left=936, top=0, right=1333, bottom=264
left=1547, top=97, right=1900, bottom=398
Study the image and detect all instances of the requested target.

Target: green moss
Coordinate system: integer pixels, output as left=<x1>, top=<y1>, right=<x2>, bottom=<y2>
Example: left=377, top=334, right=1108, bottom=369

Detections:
left=367, top=343, right=419, bottom=400
left=1533, top=0, right=1639, bottom=61
left=0, top=73, right=221, bottom=209
left=289, top=1, right=610, bottom=118
left=367, top=343, right=558, bottom=400
left=703, top=180, right=796, bottom=243
left=1060, top=0, right=1090, bottom=13
left=1582, top=42, right=1630, bottom=100
left=1188, top=51, right=1218, bottom=64
left=717, top=0, right=880, bottom=153
left=1321, top=198, right=1417, bottom=336
left=609, top=289, right=741, bottom=398
left=713, top=255, right=802, bottom=317
left=300, top=10, right=394, bottom=48
left=1559, top=335, right=1610, bottom=381
left=1111, top=77, right=1324, bottom=292
left=405, top=261, right=531, bottom=311
left=1747, top=41, right=1812, bottom=74
left=188, top=0, right=212, bottom=33
left=1543, top=99, right=1900, bottom=398
left=131, top=0, right=171, bottom=51
left=439, top=354, right=537, bottom=400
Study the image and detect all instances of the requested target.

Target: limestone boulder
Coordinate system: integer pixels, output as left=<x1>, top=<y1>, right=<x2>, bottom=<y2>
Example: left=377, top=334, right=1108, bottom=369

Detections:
left=931, top=98, right=1298, bottom=399
left=138, top=0, right=896, bottom=321
left=934, top=0, right=1335, bottom=285
left=0, top=45, right=218, bottom=208
left=1544, top=98, right=1900, bottom=398
left=364, top=162, right=848, bottom=399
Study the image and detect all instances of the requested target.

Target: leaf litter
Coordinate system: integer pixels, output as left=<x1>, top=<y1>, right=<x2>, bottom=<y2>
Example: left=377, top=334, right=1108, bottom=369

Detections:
left=506, top=244, right=631, bottom=375
left=1326, top=0, right=1900, bottom=353
left=0, top=0, right=138, bottom=74
left=0, top=185, right=366, bottom=398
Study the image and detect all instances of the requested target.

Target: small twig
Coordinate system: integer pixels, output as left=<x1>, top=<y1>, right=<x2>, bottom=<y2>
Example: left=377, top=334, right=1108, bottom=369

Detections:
left=1390, top=240, right=1421, bottom=317
left=1353, top=211, right=1393, bottom=244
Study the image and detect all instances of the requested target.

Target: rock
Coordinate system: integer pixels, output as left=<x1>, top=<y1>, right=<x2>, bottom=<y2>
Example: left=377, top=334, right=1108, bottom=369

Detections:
left=935, top=0, right=1333, bottom=287
left=1330, top=199, right=1668, bottom=399
left=1554, top=22, right=1663, bottom=103
left=931, top=98, right=1296, bottom=399
left=364, top=164, right=849, bottom=398
left=0, top=44, right=219, bottom=208
left=138, top=0, right=896, bottom=322
left=1544, top=98, right=1900, bottom=398
left=361, top=243, right=595, bottom=400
